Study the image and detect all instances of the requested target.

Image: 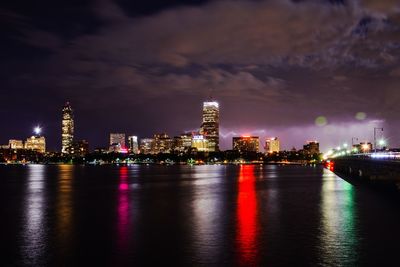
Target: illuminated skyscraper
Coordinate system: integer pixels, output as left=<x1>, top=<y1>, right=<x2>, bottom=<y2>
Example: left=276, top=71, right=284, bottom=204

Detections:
left=265, top=137, right=280, bottom=154
left=200, top=101, right=219, bottom=152
left=128, top=135, right=139, bottom=154
left=61, top=102, right=74, bottom=153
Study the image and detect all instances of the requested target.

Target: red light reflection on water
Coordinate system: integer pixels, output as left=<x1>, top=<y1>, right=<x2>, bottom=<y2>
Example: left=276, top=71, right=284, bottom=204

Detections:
left=236, top=164, right=258, bottom=266
left=325, top=161, right=335, bottom=172
left=118, top=166, right=130, bottom=252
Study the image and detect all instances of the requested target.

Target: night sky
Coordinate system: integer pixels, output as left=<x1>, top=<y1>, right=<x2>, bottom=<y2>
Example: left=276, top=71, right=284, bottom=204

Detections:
left=1, top=0, right=400, bottom=152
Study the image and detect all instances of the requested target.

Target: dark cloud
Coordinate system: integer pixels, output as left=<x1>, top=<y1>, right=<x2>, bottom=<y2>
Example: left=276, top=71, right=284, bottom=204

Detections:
left=1, top=0, right=400, bottom=151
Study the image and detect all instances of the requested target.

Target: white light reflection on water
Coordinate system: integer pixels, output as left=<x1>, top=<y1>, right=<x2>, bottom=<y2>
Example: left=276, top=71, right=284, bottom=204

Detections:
left=21, top=164, right=47, bottom=265
left=319, top=169, right=359, bottom=266
left=191, top=165, right=225, bottom=264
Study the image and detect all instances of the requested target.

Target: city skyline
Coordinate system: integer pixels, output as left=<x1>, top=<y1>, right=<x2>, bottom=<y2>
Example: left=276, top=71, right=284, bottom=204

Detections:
left=1, top=0, right=397, bottom=152
left=0, top=98, right=389, bottom=153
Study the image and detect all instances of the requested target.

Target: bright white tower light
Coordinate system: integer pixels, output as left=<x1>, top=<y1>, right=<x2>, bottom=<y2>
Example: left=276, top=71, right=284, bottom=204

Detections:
left=34, top=126, right=42, bottom=135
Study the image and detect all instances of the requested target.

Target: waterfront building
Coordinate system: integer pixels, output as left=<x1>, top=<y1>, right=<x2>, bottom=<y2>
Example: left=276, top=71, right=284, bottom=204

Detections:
left=25, top=136, right=46, bottom=153
left=140, top=138, right=154, bottom=154
left=303, top=141, right=320, bottom=155
left=152, top=133, right=173, bottom=154
left=191, top=135, right=209, bottom=152
left=128, top=135, right=139, bottom=154
left=109, top=133, right=126, bottom=152
left=173, top=133, right=193, bottom=153
left=61, top=102, right=74, bottom=153
left=8, top=139, right=24, bottom=150
left=232, top=136, right=260, bottom=152
left=200, top=101, right=219, bottom=152
left=265, top=137, right=280, bottom=154
left=70, top=140, right=89, bottom=156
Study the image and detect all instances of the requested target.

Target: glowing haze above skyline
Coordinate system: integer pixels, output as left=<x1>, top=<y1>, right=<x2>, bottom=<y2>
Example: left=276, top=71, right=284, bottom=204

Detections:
left=1, top=0, right=399, bottom=151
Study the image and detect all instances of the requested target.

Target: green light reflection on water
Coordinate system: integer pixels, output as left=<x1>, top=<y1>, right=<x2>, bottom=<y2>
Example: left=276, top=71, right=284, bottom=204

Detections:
left=320, top=169, right=358, bottom=266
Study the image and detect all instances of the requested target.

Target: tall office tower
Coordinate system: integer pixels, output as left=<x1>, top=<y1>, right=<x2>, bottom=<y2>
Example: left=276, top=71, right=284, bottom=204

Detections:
left=265, top=137, right=280, bottom=154
left=232, top=136, right=260, bottom=153
left=128, top=135, right=139, bottom=154
left=200, top=101, right=219, bottom=152
left=61, top=102, right=74, bottom=153
left=109, top=133, right=126, bottom=152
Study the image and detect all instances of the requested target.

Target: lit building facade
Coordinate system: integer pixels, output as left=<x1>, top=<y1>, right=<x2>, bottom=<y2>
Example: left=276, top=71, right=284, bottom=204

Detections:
left=265, top=137, right=280, bottom=154
left=140, top=138, right=154, bottom=154
left=25, top=136, right=46, bottom=153
left=152, top=133, right=173, bottom=154
left=109, top=133, right=126, bottom=152
left=232, top=136, right=260, bottom=152
left=303, top=141, right=320, bottom=155
left=191, top=135, right=209, bottom=152
left=173, top=133, right=193, bottom=153
left=200, top=101, right=219, bottom=152
left=128, top=135, right=139, bottom=154
left=61, top=102, right=74, bottom=153
left=8, top=139, right=24, bottom=150
left=70, top=140, right=89, bottom=156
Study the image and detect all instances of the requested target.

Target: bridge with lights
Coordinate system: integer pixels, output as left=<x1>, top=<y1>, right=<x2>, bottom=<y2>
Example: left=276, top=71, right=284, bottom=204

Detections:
left=326, top=151, right=400, bottom=188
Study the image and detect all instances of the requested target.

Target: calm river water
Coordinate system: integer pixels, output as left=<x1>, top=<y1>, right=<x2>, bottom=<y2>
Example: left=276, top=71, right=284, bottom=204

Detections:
left=1, top=164, right=400, bottom=266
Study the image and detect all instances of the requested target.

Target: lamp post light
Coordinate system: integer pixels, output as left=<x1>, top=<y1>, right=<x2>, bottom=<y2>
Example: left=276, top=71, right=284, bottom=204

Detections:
left=374, top=127, right=383, bottom=152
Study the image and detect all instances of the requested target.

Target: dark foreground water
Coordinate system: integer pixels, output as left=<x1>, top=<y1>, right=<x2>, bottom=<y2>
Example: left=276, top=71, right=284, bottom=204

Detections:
left=1, top=164, right=400, bottom=266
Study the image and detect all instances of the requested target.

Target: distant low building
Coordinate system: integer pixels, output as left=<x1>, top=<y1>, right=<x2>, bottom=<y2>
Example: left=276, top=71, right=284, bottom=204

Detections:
left=173, top=133, right=193, bottom=153
left=232, top=136, right=260, bottom=153
left=9, top=139, right=24, bottom=150
left=109, top=133, right=126, bottom=152
left=70, top=140, right=89, bottom=156
left=25, top=136, right=46, bottom=153
left=265, top=137, right=280, bottom=154
left=303, top=141, right=320, bottom=155
left=152, top=133, right=173, bottom=154
left=191, top=135, right=209, bottom=152
left=140, top=138, right=154, bottom=154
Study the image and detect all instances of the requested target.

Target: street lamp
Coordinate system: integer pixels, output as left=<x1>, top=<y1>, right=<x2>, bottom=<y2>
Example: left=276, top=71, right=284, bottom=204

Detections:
left=374, top=127, right=383, bottom=152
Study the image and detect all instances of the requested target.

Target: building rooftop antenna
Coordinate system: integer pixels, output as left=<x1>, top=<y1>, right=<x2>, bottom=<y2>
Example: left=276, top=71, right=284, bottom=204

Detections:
left=208, top=88, right=214, bottom=102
